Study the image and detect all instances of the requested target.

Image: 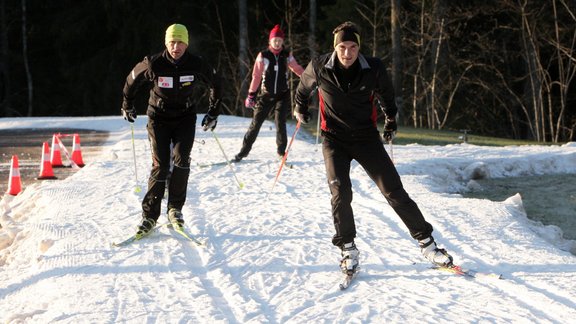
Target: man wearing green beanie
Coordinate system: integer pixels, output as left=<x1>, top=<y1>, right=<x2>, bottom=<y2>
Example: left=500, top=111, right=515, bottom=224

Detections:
left=121, top=23, right=222, bottom=238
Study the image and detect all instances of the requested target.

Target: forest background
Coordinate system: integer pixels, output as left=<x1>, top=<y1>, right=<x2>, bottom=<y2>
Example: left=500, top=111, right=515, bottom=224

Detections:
left=1, top=0, right=575, bottom=142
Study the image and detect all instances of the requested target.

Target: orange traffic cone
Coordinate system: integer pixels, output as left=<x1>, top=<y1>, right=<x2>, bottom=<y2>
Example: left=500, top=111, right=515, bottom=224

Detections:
left=6, top=155, right=22, bottom=196
left=37, top=142, right=57, bottom=180
left=50, top=134, right=65, bottom=167
left=71, top=134, right=85, bottom=167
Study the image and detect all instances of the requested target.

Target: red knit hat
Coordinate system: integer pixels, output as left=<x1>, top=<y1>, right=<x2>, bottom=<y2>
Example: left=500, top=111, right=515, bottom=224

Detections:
left=269, top=24, right=285, bottom=39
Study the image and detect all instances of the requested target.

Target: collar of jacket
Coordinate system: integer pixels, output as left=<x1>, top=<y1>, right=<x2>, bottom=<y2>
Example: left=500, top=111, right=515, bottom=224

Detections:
left=162, top=50, right=189, bottom=65
left=325, top=51, right=370, bottom=70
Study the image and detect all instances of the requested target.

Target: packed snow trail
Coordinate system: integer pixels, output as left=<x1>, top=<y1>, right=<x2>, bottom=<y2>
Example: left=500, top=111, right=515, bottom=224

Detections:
left=1, top=116, right=575, bottom=323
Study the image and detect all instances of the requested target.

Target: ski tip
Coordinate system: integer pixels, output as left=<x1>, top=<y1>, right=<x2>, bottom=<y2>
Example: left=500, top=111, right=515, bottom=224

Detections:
left=111, top=241, right=127, bottom=248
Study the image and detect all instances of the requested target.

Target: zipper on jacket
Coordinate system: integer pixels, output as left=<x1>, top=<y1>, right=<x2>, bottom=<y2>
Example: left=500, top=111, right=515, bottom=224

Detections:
left=273, top=54, right=279, bottom=94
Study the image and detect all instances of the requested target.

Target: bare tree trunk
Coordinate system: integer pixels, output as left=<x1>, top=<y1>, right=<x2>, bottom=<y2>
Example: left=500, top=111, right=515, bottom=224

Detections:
left=0, top=0, right=10, bottom=116
left=308, top=0, right=319, bottom=130
left=355, top=0, right=385, bottom=57
left=519, top=1, right=543, bottom=141
left=551, top=0, right=575, bottom=143
left=411, top=0, right=427, bottom=128
left=238, top=0, right=249, bottom=116
left=22, top=0, right=33, bottom=116
left=429, top=18, right=444, bottom=130
left=212, top=4, right=241, bottom=115
left=391, top=0, right=403, bottom=123
left=308, top=0, right=316, bottom=60
left=283, top=0, right=305, bottom=117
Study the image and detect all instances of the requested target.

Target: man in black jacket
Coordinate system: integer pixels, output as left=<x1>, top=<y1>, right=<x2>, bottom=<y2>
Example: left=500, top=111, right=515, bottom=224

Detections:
left=121, top=23, right=222, bottom=238
left=294, top=22, right=453, bottom=275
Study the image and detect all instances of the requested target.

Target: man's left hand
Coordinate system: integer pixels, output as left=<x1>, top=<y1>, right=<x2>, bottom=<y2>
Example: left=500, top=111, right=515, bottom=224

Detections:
left=201, top=114, right=218, bottom=131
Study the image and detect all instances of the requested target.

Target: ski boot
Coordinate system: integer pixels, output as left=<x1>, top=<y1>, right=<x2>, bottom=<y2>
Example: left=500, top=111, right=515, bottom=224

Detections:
left=340, top=242, right=360, bottom=275
left=168, top=208, right=185, bottom=230
left=135, top=217, right=156, bottom=240
left=419, top=237, right=453, bottom=267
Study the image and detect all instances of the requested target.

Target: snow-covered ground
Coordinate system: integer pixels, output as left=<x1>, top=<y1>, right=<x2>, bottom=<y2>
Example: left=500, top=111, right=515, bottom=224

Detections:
left=1, top=115, right=575, bottom=323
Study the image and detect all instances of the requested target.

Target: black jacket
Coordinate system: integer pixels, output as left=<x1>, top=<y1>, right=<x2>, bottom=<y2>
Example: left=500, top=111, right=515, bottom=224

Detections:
left=259, top=48, right=291, bottom=95
left=122, top=50, right=222, bottom=119
left=295, top=52, right=397, bottom=140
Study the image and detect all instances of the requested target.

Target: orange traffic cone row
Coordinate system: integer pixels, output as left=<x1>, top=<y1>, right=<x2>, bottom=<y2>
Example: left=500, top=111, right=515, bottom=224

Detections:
left=71, top=134, right=85, bottom=167
left=37, top=142, right=57, bottom=180
left=6, top=155, right=22, bottom=196
left=50, top=134, right=65, bottom=167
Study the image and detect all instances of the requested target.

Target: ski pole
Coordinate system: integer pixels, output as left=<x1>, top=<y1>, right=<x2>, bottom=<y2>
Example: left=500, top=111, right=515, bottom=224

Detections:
left=267, top=120, right=301, bottom=199
left=389, top=138, right=394, bottom=164
left=381, top=121, right=395, bottom=165
left=211, top=130, right=244, bottom=189
left=315, top=109, right=321, bottom=146
left=130, top=124, right=142, bottom=193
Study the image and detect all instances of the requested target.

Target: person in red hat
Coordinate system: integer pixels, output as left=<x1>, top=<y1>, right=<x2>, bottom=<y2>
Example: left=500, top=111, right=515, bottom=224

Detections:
left=233, top=24, right=304, bottom=162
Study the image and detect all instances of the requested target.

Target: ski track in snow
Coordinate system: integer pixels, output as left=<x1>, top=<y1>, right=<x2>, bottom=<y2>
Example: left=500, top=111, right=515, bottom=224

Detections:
left=1, top=115, right=576, bottom=323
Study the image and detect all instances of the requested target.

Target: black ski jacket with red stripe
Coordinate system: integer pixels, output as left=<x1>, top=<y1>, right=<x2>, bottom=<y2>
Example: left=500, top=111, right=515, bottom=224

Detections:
left=294, top=52, right=397, bottom=141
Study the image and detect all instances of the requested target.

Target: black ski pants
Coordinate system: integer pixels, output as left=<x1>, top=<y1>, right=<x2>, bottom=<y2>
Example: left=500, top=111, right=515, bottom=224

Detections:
left=237, top=91, right=290, bottom=158
left=142, top=114, right=196, bottom=221
left=322, top=135, right=433, bottom=247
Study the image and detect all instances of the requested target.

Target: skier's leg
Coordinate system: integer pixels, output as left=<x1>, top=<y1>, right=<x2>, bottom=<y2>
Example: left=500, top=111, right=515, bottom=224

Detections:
left=167, top=114, right=196, bottom=211
left=355, top=137, right=433, bottom=240
left=142, top=119, right=172, bottom=222
left=322, top=137, right=355, bottom=247
left=236, top=95, right=274, bottom=159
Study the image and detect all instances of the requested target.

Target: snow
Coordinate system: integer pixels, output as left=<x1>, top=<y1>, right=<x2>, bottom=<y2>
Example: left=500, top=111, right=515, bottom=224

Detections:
left=1, top=115, right=576, bottom=323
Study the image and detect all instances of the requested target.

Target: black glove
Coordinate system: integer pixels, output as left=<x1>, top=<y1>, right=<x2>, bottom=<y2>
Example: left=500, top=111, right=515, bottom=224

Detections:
left=122, top=108, right=137, bottom=123
left=201, top=114, right=218, bottom=131
left=382, top=118, right=397, bottom=143
left=294, top=111, right=311, bottom=124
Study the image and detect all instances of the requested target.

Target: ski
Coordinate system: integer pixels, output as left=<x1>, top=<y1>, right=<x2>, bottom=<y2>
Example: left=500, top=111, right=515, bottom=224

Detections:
left=111, top=235, right=139, bottom=247
left=111, top=223, right=169, bottom=247
left=197, top=158, right=293, bottom=169
left=169, top=224, right=205, bottom=246
left=431, top=264, right=502, bottom=279
left=197, top=160, right=232, bottom=168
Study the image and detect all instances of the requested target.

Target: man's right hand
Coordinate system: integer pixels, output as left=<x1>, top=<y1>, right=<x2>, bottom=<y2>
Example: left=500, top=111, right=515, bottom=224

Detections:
left=122, top=108, right=137, bottom=123
left=294, top=111, right=311, bottom=124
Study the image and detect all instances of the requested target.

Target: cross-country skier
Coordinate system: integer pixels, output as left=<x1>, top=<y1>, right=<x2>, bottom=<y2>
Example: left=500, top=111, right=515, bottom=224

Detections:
left=233, top=24, right=304, bottom=162
left=121, top=23, right=222, bottom=238
left=293, top=21, right=453, bottom=276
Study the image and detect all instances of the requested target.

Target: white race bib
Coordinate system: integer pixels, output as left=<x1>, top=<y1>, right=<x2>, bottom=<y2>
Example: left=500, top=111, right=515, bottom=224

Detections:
left=158, top=77, right=173, bottom=88
left=180, top=75, right=194, bottom=82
